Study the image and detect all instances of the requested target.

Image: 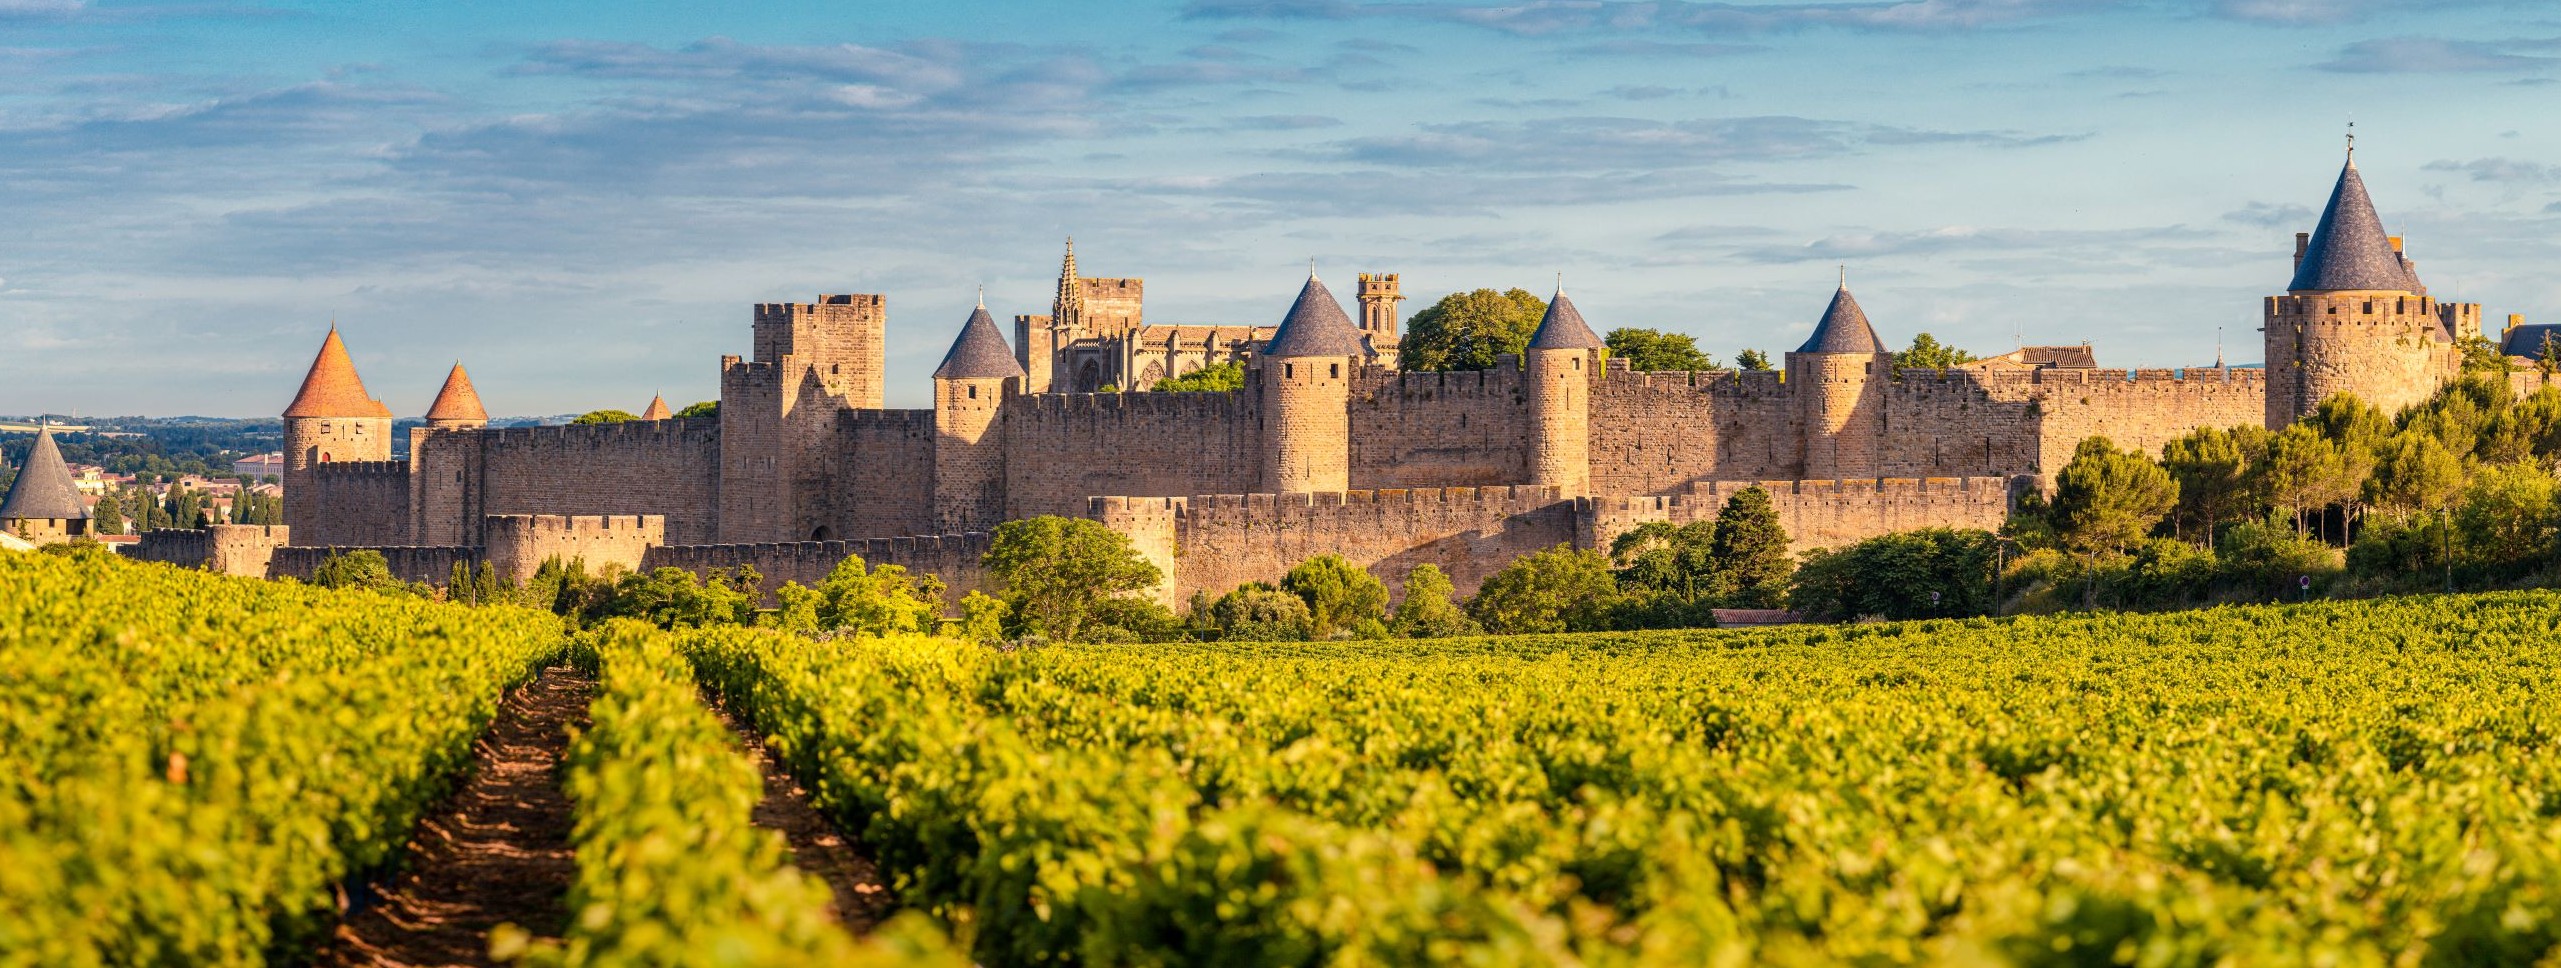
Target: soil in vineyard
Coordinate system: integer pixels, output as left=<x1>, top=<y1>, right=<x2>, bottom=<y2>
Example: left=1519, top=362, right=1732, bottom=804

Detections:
left=315, top=667, right=593, bottom=967
left=724, top=709, right=894, bottom=932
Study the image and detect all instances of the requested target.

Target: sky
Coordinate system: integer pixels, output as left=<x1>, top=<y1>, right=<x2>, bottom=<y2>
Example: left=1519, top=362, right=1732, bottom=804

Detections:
left=2, top=0, right=2559, bottom=417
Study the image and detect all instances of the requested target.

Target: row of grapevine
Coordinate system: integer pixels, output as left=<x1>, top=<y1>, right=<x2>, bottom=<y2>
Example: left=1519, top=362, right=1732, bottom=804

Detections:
left=0, top=551, right=566, bottom=966
left=691, top=593, right=2561, bottom=966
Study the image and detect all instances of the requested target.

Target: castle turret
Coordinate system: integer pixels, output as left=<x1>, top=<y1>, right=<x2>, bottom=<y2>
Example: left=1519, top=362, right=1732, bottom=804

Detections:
left=1258, top=272, right=1364, bottom=494
left=640, top=394, right=672, bottom=421
left=424, top=362, right=489, bottom=431
left=1787, top=282, right=1886, bottom=481
left=1357, top=272, right=1405, bottom=367
left=933, top=300, right=1027, bottom=531
left=2264, top=146, right=2471, bottom=427
left=282, top=327, right=394, bottom=538
left=1, top=425, right=90, bottom=545
left=1525, top=285, right=1602, bottom=494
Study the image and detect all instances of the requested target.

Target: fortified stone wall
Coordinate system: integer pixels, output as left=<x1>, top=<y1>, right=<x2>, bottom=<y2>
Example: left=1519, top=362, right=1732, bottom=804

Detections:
left=832, top=409, right=934, bottom=539
left=642, top=532, right=991, bottom=608
left=130, top=524, right=290, bottom=577
left=1867, top=371, right=2044, bottom=478
left=1587, top=365, right=1798, bottom=495
left=270, top=545, right=479, bottom=585
left=1578, top=477, right=2021, bottom=554
left=1349, top=364, right=1533, bottom=489
left=482, top=514, right=665, bottom=582
left=302, top=461, right=411, bottom=547
left=1101, top=485, right=1579, bottom=606
left=1000, top=391, right=1257, bottom=519
left=1995, top=368, right=2266, bottom=471
left=425, top=420, right=720, bottom=546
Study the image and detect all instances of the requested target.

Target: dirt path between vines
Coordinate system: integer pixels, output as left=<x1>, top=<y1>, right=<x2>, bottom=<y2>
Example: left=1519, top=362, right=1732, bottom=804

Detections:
left=722, top=709, right=895, bottom=933
left=313, top=667, right=592, bottom=968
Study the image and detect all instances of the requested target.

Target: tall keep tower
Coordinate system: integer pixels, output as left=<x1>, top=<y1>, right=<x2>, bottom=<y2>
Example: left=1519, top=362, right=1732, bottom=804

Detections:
left=1525, top=286, right=1603, bottom=495
left=1788, top=282, right=1886, bottom=481
left=2264, top=146, right=2472, bottom=427
left=1258, top=273, right=1365, bottom=494
left=933, top=300, right=1027, bottom=532
left=719, top=293, right=888, bottom=542
left=1356, top=273, right=1405, bottom=366
left=282, top=327, right=394, bottom=536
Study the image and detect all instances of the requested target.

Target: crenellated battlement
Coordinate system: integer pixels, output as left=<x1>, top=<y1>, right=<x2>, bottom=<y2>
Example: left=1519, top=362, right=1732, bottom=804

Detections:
left=1011, top=389, right=1248, bottom=420
left=310, top=459, right=406, bottom=478
left=483, top=513, right=665, bottom=581
left=469, top=416, right=721, bottom=450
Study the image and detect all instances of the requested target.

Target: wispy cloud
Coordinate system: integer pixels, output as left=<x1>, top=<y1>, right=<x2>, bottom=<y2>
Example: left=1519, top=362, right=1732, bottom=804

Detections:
left=2424, top=157, right=2561, bottom=182
left=1729, top=225, right=2194, bottom=264
left=2222, top=201, right=2313, bottom=228
left=1320, top=115, right=2081, bottom=173
left=1184, top=0, right=2111, bottom=34
left=2318, top=36, right=2561, bottom=73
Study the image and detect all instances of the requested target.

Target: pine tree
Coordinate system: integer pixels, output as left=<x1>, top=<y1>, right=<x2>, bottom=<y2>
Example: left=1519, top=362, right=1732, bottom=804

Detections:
left=91, top=492, right=126, bottom=536
left=1707, top=486, right=1792, bottom=608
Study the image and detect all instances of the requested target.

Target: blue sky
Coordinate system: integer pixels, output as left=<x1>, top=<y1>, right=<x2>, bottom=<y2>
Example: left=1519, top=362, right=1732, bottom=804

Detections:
left=3, top=0, right=2558, bottom=416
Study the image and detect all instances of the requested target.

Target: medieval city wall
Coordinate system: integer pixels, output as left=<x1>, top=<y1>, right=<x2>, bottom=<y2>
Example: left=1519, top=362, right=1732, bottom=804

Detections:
left=1578, top=476, right=2021, bottom=554
left=483, top=513, right=664, bottom=583
left=1870, top=371, right=2041, bottom=478
left=1995, top=367, right=2267, bottom=470
left=130, top=524, right=291, bottom=578
left=1000, top=391, right=1258, bottom=519
left=1348, top=364, right=1534, bottom=489
left=830, top=409, right=934, bottom=539
left=444, top=419, right=720, bottom=546
left=1587, top=365, right=1797, bottom=495
left=302, top=461, right=411, bottom=547
left=642, top=532, right=992, bottom=608
left=270, top=544, right=480, bottom=585
left=1097, top=485, right=1579, bottom=605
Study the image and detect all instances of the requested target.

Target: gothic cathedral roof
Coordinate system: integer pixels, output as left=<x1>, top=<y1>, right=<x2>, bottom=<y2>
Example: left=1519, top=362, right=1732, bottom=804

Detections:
left=1262, top=274, right=1367, bottom=358
left=425, top=363, right=490, bottom=422
left=934, top=305, right=1029, bottom=380
left=2289, top=154, right=2420, bottom=293
left=1527, top=289, right=1603, bottom=350
left=284, top=328, right=395, bottom=419
left=1796, top=284, right=1883, bottom=354
left=0, top=428, right=90, bottom=523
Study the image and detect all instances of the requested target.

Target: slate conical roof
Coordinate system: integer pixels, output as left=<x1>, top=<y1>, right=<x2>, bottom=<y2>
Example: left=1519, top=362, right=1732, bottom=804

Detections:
left=1, top=428, right=89, bottom=522
left=1527, top=289, right=1603, bottom=350
left=425, top=363, right=489, bottom=422
left=2289, top=155, right=2420, bottom=293
left=1796, top=285, right=1883, bottom=354
left=1262, top=274, right=1368, bottom=358
left=283, top=328, right=394, bottom=419
left=933, top=305, right=1028, bottom=380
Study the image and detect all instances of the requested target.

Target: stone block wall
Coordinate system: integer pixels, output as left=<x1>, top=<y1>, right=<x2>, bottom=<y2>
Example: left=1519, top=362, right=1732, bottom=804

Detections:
left=270, top=545, right=479, bottom=585
left=130, top=524, right=290, bottom=577
left=2003, top=368, right=2266, bottom=470
left=483, top=514, right=665, bottom=582
left=1588, top=365, right=1797, bottom=495
left=1349, top=363, right=1532, bottom=489
left=1578, top=476, right=2020, bottom=554
left=423, top=419, right=720, bottom=546
left=1112, top=485, right=1579, bottom=606
left=300, top=460, right=411, bottom=547
left=832, top=409, right=934, bottom=540
left=1000, top=391, right=1257, bottom=518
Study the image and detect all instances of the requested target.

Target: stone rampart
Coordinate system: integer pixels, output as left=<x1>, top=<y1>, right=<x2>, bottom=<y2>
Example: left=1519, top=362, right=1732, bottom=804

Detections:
left=270, top=545, right=480, bottom=585
left=1001, top=391, right=1256, bottom=518
left=438, top=419, right=719, bottom=545
left=129, top=524, right=291, bottom=577
left=301, top=461, right=410, bottom=547
left=483, top=513, right=665, bottom=582
left=833, top=408, right=934, bottom=539
left=1349, top=363, right=1532, bottom=489
left=1589, top=366, right=1798, bottom=494
left=1578, top=476, right=2022, bottom=554
left=1110, top=484, right=1578, bottom=605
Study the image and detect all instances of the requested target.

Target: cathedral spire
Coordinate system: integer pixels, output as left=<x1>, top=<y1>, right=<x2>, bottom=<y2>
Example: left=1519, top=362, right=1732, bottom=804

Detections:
left=1053, top=238, right=1083, bottom=323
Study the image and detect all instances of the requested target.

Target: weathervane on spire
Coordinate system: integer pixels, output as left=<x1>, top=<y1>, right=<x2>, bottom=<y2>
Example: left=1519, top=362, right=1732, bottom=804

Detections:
left=1837, top=264, right=1846, bottom=289
left=2345, top=121, right=2355, bottom=160
left=977, top=284, right=985, bottom=308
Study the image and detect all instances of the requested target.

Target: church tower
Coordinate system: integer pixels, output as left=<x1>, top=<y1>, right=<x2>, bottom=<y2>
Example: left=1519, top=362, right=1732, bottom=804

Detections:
left=2264, top=144, right=2473, bottom=427
left=1787, top=281, right=1886, bottom=481
left=933, top=300, right=1027, bottom=532
left=1258, top=272, right=1364, bottom=494
left=281, top=327, right=394, bottom=537
left=1525, top=285, right=1602, bottom=495
left=1356, top=272, right=1405, bottom=367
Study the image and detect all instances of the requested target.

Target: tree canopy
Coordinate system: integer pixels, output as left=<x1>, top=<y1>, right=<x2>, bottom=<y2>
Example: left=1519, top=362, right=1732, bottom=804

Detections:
left=1603, top=328, right=1719, bottom=372
left=2051, top=436, right=2180, bottom=554
left=1398, top=288, right=1547, bottom=372
left=1280, top=554, right=1389, bottom=637
left=572, top=410, right=639, bottom=425
left=1735, top=349, right=1774, bottom=372
left=1151, top=360, right=1245, bottom=393
left=1467, top=544, right=1619, bottom=634
left=673, top=401, right=719, bottom=419
left=983, top=515, right=1162, bottom=642
left=1893, top=333, right=1978, bottom=371
left=1389, top=565, right=1477, bottom=638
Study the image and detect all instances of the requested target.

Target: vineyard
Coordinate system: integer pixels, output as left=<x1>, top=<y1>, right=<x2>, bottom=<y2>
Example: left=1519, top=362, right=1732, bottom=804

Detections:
left=5, top=549, right=2560, bottom=965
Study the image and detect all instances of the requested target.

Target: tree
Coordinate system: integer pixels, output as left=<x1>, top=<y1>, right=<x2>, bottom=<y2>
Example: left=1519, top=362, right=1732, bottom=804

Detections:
left=1735, top=349, right=1774, bottom=372
left=2050, top=436, right=2179, bottom=555
left=311, top=550, right=402, bottom=593
left=2252, top=424, right=2357, bottom=539
left=1152, top=360, right=1245, bottom=393
left=1389, top=565, right=1477, bottom=638
left=2454, top=463, right=2560, bottom=569
left=2160, top=427, right=2249, bottom=543
left=1467, top=544, right=1619, bottom=634
left=2364, top=431, right=2464, bottom=519
left=2458, top=334, right=2511, bottom=374
left=983, top=516, right=1162, bottom=642
left=1398, top=288, right=1546, bottom=372
left=91, top=492, right=125, bottom=536
left=596, top=566, right=755, bottom=629
left=1708, top=487, right=1792, bottom=607
left=674, top=401, right=719, bottom=419
left=1205, top=583, right=1315, bottom=641
left=1603, top=328, right=1719, bottom=372
left=813, top=556, right=943, bottom=636
left=950, top=591, right=1009, bottom=645
left=572, top=409, right=639, bottom=425
left=1893, top=333, right=1978, bottom=372
left=1280, top=554, right=1389, bottom=637
left=1787, top=528, right=1999, bottom=622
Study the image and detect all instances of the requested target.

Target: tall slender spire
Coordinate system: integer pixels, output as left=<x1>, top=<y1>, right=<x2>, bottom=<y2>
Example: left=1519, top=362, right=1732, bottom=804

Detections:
left=1054, top=238, right=1082, bottom=322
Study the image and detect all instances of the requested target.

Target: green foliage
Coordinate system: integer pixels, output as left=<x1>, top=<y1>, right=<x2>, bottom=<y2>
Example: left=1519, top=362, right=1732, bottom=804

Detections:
left=593, top=566, right=758, bottom=630
left=949, top=591, right=1009, bottom=645
left=1708, top=486, right=1791, bottom=607
left=1279, top=554, right=1388, bottom=637
left=2160, top=425, right=2252, bottom=543
left=1387, top=564, right=1476, bottom=638
left=1150, top=360, right=1245, bottom=393
left=1788, top=527, right=1999, bottom=621
left=1466, top=543, right=1619, bottom=634
left=571, top=409, right=639, bottom=425
left=1606, top=487, right=1793, bottom=627
left=811, top=556, right=944, bottom=637
left=2051, top=436, right=2179, bottom=554
left=1397, top=288, right=1546, bottom=372
left=2364, top=430, right=2465, bottom=517
left=89, top=491, right=125, bottom=536
left=1204, top=583, right=1315, bottom=642
left=1892, top=332, right=1978, bottom=371
left=1734, top=348, right=1773, bottom=371
left=2457, top=334, right=2511, bottom=374
left=673, top=400, right=720, bottom=419
left=2454, top=462, right=2561, bottom=569
left=0, top=550, right=562, bottom=964
left=1602, top=328, right=1719, bottom=372
left=984, top=516, right=1162, bottom=642
left=310, top=548, right=413, bottom=594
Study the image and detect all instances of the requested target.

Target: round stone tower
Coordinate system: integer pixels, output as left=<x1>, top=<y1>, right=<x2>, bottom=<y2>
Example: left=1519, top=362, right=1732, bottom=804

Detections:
left=281, top=326, right=394, bottom=531
left=933, top=300, right=1027, bottom=532
left=1258, top=273, right=1365, bottom=494
left=423, top=362, right=489, bottom=432
left=2264, top=147, right=2467, bottom=428
left=1525, top=285, right=1603, bottom=495
left=1787, top=282, right=1886, bottom=481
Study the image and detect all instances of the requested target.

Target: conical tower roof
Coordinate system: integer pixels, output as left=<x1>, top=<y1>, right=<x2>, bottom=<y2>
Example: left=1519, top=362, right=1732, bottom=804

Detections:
left=640, top=394, right=672, bottom=421
left=1796, top=284, right=1883, bottom=354
left=934, top=305, right=1029, bottom=380
left=1527, top=288, right=1603, bottom=350
left=425, top=363, right=489, bottom=422
left=1263, top=274, right=1367, bottom=358
left=0, top=427, right=90, bottom=522
left=283, top=328, right=394, bottom=419
left=2289, top=153, right=2419, bottom=293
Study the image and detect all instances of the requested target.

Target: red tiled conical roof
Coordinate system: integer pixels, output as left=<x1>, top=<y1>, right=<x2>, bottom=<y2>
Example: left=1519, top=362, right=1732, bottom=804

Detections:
left=283, top=329, right=394, bottom=419
left=425, top=362, right=489, bottom=422
left=641, top=395, right=671, bottom=421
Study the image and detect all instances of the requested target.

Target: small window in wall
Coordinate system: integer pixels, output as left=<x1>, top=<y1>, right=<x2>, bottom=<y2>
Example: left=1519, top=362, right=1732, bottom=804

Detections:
left=1286, top=363, right=1295, bottom=379
left=1330, top=363, right=1340, bottom=378
left=1573, top=357, right=1582, bottom=370
left=812, top=527, right=832, bottom=541
left=321, top=421, right=332, bottom=433
left=321, top=452, right=333, bottom=463
left=968, top=385, right=978, bottom=400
